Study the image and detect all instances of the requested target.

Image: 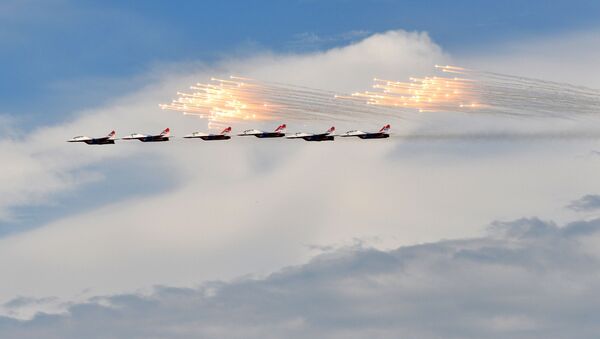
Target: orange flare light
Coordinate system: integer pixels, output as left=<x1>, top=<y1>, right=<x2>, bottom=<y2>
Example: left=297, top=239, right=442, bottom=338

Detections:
left=159, top=77, right=274, bottom=124
left=341, top=67, right=480, bottom=112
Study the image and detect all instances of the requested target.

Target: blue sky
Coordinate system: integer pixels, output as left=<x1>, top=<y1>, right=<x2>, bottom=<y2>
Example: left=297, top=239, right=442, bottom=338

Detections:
left=2, top=0, right=599, bottom=126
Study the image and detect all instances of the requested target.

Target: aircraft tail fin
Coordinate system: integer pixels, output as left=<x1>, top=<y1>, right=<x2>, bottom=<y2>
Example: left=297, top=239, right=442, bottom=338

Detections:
left=160, top=128, right=170, bottom=136
left=108, top=130, right=116, bottom=139
left=274, top=124, right=286, bottom=133
left=221, top=127, right=232, bottom=135
left=379, top=124, right=391, bottom=133
left=326, top=126, right=336, bottom=134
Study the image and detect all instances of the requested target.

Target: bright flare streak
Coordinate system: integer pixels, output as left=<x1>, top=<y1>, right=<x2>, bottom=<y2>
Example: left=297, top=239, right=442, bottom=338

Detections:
left=161, top=76, right=406, bottom=125
left=162, top=65, right=600, bottom=126
left=160, top=77, right=275, bottom=124
left=338, top=64, right=600, bottom=119
left=345, top=72, right=479, bottom=112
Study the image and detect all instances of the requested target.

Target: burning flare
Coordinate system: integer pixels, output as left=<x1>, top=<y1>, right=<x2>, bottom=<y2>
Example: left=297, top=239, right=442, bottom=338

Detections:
left=161, top=65, right=600, bottom=126
left=159, top=77, right=274, bottom=124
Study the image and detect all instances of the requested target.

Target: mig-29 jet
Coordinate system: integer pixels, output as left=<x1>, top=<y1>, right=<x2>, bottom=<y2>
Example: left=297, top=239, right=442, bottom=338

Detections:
left=237, top=124, right=286, bottom=138
left=287, top=126, right=336, bottom=142
left=122, top=128, right=171, bottom=142
left=67, top=130, right=116, bottom=145
left=341, top=124, right=391, bottom=139
left=184, top=127, right=232, bottom=141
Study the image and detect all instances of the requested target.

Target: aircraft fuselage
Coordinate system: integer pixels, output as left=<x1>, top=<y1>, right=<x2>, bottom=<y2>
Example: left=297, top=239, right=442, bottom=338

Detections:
left=84, top=139, right=115, bottom=145
left=200, top=135, right=231, bottom=141
left=254, top=132, right=286, bottom=138
left=302, top=135, right=334, bottom=142
left=358, top=133, right=389, bottom=139
left=138, top=136, right=169, bottom=142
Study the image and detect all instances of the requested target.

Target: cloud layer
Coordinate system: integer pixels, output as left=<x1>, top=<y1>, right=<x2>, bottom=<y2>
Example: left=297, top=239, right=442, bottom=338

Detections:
left=3, top=29, right=600, bottom=332
left=3, top=216, right=600, bottom=338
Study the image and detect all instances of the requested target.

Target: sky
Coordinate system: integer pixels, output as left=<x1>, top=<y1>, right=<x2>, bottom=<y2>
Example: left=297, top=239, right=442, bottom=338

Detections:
left=2, top=0, right=600, bottom=337
left=3, top=0, right=600, bottom=125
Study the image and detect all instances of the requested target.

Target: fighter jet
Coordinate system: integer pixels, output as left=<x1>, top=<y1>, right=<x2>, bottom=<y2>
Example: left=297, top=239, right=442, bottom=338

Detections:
left=341, top=124, right=391, bottom=139
left=67, top=130, right=116, bottom=145
left=287, top=126, right=336, bottom=142
left=237, top=124, right=286, bottom=138
left=184, top=127, right=232, bottom=141
left=122, top=128, right=171, bottom=142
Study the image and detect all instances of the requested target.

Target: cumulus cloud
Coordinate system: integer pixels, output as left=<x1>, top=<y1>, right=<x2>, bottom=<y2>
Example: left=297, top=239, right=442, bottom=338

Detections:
left=3, top=217, right=600, bottom=338
left=0, top=29, right=457, bottom=305
left=0, top=29, right=446, bottom=222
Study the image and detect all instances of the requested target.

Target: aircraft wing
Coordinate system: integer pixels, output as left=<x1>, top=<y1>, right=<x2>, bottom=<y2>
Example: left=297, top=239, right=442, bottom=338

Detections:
left=68, top=136, right=93, bottom=142
left=184, top=132, right=209, bottom=138
left=286, top=132, right=313, bottom=139
left=341, top=130, right=367, bottom=137
left=121, top=133, right=147, bottom=140
left=237, top=129, right=264, bottom=136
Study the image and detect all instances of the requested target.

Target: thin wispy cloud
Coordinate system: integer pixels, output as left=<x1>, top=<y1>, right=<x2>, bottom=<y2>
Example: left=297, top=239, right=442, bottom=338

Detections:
left=287, top=30, right=371, bottom=50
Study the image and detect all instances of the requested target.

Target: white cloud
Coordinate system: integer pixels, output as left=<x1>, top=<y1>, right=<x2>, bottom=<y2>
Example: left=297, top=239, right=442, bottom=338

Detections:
left=0, top=30, right=453, bottom=305
left=234, top=30, right=448, bottom=93
left=0, top=30, right=447, bottom=221
left=3, top=217, right=600, bottom=338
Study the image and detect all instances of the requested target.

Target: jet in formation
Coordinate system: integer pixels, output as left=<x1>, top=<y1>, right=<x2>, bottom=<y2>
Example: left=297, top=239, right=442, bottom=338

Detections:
left=238, top=124, right=286, bottom=138
left=67, top=130, right=116, bottom=145
left=68, top=124, right=391, bottom=145
left=184, top=127, right=232, bottom=141
left=287, top=126, right=336, bottom=142
left=342, top=124, right=391, bottom=139
left=122, top=128, right=171, bottom=142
